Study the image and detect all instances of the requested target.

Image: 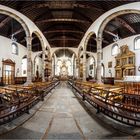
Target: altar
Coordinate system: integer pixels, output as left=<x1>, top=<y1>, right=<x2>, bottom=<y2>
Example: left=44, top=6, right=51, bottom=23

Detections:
left=60, top=60, right=68, bottom=80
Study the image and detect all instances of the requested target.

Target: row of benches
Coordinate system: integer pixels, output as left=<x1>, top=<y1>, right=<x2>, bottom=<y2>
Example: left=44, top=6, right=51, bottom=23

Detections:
left=0, top=80, right=60, bottom=125
left=68, top=80, right=140, bottom=127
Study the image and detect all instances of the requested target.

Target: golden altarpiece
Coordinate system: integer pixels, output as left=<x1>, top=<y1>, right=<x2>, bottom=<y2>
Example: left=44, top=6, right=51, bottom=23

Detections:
left=115, top=45, right=135, bottom=79
left=60, top=60, right=68, bottom=80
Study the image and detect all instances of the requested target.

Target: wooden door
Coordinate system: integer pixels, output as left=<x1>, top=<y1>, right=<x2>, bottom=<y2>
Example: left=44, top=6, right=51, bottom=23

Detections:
left=2, top=59, right=15, bottom=85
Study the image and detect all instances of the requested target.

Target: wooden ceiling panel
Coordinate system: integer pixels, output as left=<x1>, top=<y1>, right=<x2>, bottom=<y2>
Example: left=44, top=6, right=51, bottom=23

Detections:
left=0, top=0, right=139, bottom=51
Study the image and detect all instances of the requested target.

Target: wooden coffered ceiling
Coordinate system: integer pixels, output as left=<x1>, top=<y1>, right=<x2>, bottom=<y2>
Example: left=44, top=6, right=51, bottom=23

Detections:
left=0, top=0, right=140, bottom=54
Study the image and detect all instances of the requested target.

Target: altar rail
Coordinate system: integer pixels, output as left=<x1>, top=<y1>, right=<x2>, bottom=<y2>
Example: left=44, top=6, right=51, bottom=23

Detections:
left=68, top=80, right=140, bottom=126
left=0, top=80, right=59, bottom=125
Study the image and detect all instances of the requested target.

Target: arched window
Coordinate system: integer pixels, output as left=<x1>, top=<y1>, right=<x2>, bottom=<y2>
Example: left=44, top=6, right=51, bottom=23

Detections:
left=12, top=42, right=18, bottom=55
left=112, top=43, right=119, bottom=56
left=134, top=36, right=140, bottom=50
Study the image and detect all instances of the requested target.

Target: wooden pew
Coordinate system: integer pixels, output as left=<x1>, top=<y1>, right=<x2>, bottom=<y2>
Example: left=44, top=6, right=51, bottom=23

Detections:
left=68, top=80, right=140, bottom=126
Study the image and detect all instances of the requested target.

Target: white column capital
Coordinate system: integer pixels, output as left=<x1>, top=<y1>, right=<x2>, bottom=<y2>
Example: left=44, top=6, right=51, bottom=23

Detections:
left=97, top=48, right=102, bottom=53
left=96, top=37, right=103, bottom=42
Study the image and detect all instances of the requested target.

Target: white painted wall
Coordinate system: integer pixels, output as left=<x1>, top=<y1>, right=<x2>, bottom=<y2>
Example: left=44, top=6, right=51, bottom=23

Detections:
left=78, top=2, right=140, bottom=51
left=0, top=35, right=44, bottom=78
left=0, top=4, right=51, bottom=50
left=102, top=35, right=140, bottom=77
left=0, top=36, right=27, bottom=77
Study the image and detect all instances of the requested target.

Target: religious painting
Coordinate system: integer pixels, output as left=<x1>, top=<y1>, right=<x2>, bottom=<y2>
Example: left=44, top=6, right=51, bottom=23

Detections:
left=23, top=70, right=26, bottom=74
left=108, top=61, right=112, bottom=68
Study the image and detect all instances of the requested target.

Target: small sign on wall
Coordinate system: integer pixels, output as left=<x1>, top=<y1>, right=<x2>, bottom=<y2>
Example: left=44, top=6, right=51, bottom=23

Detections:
left=108, top=61, right=112, bottom=68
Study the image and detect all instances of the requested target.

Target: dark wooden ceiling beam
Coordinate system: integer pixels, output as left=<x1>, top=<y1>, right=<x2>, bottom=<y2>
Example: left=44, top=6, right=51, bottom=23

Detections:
left=73, top=9, right=93, bottom=22
left=86, top=33, right=109, bottom=44
left=35, top=8, right=92, bottom=23
left=115, top=17, right=136, bottom=34
left=21, top=2, right=105, bottom=12
left=0, top=17, right=11, bottom=28
left=104, top=30, right=119, bottom=38
left=45, top=23, right=85, bottom=32
left=44, top=30, right=84, bottom=34
left=21, top=3, right=49, bottom=11
left=36, top=18, right=91, bottom=24
left=73, top=3, right=105, bottom=12
left=13, top=28, right=24, bottom=36
left=51, top=44, right=79, bottom=48
left=90, top=36, right=109, bottom=44
left=32, top=43, right=41, bottom=47
left=49, top=38, right=79, bottom=41
left=20, top=36, right=37, bottom=43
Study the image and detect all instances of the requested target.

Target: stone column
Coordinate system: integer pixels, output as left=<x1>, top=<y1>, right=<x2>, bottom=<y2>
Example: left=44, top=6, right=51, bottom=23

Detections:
left=51, top=58, right=54, bottom=78
left=24, top=36, right=33, bottom=86
left=96, top=37, right=102, bottom=84
left=77, top=59, right=80, bottom=79
left=73, top=58, right=75, bottom=78
left=83, top=52, right=87, bottom=81
left=42, top=51, right=45, bottom=82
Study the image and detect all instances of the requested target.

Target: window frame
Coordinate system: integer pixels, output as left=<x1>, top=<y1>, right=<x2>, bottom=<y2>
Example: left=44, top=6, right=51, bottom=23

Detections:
left=12, top=42, right=18, bottom=55
left=112, top=43, right=119, bottom=56
left=134, top=36, right=140, bottom=50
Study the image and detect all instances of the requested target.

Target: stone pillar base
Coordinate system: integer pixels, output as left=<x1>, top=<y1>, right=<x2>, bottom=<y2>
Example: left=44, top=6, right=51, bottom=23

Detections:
left=24, top=81, right=33, bottom=86
left=97, top=80, right=102, bottom=84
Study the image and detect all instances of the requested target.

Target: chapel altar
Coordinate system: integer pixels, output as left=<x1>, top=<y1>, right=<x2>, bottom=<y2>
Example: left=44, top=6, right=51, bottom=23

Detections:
left=60, top=60, right=68, bottom=80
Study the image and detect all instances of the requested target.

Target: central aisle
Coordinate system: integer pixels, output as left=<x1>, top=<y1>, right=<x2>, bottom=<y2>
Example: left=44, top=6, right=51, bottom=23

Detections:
left=0, top=82, right=132, bottom=139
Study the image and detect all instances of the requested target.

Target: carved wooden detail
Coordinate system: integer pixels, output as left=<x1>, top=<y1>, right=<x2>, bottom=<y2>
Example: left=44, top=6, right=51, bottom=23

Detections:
left=115, top=45, right=135, bottom=79
left=2, top=59, right=15, bottom=85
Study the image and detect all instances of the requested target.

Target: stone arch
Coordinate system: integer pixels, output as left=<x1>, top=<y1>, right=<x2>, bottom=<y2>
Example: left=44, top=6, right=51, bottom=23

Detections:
left=87, top=55, right=96, bottom=79
left=78, top=46, right=83, bottom=60
left=88, top=54, right=96, bottom=67
left=78, top=46, right=83, bottom=57
left=97, top=9, right=140, bottom=40
left=0, top=8, right=30, bottom=37
left=51, top=48, right=77, bottom=59
left=84, top=32, right=96, bottom=51
left=32, top=31, right=48, bottom=52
